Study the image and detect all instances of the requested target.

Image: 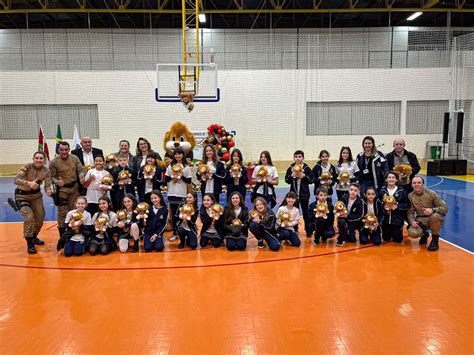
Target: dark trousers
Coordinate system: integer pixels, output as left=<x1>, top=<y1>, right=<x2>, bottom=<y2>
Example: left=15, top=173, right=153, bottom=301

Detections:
left=249, top=222, right=280, bottom=251
left=359, top=227, right=382, bottom=246
left=143, top=234, right=164, bottom=252
left=225, top=237, right=247, bottom=251
left=86, top=203, right=99, bottom=217
left=314, top=218, right=336, bottom=241
left=277, top=227, right=301, bottom=247
left=168, top=196, right=186, bottom=234
left=200, top=233, right=224, bottom=248
left=64, top=240, right=85, bottom=257
left=177, top=227, right=198, bottom=249
left=337, top=217, right=348, bottom=243
left=346, top=221, right=362, bottom=243
left=297, top=198, right=310, bottom=236
left=382, top=224, right=403, bottom=243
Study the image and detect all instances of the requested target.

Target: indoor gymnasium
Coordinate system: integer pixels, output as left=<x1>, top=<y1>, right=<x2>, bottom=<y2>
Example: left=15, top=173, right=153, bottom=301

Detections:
left=0, top=1, right=473, bottom=354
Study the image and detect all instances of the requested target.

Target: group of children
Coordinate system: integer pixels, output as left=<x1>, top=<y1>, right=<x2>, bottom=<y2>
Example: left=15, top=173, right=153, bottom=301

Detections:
left=57, top=144, right=411, bottom=256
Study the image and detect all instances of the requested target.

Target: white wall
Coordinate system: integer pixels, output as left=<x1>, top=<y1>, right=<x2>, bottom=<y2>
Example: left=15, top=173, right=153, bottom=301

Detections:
left=0, top=67, right=453, bottom=165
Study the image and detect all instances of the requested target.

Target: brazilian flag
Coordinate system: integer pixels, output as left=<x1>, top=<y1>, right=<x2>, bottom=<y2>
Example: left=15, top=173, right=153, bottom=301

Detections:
left=55, top=124, right=63, bottom=155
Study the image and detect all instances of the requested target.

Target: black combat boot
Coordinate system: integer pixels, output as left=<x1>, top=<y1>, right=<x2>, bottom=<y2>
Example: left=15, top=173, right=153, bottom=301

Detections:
left=25, top=237, right=37, bottom=254
left=428, top=235, right=440, bottom=252
left=32, top=233, right=45, bottom=245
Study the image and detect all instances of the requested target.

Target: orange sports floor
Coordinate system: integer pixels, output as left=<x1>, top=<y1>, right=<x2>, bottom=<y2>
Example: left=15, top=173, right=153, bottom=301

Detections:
left=1, top=221, right=473, bottom=354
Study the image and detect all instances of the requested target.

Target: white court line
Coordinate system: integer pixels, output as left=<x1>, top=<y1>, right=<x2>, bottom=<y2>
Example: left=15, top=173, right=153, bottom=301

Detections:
left=426, top=176, right=445, bottom=189
left=441, top=237, right=474, bottom=255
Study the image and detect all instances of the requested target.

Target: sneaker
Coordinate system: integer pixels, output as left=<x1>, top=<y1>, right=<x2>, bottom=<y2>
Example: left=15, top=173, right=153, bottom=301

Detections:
left=312, top=237, right=320, bottom=246
left=419, top=232, right=429, bottom=245
left=336, top=240, right=345, bottom=247
left=257, top=240, right=265, bottom=249
left=169, top=235, right=178, bottom=241
left=178, top=241, right=185, bottom=249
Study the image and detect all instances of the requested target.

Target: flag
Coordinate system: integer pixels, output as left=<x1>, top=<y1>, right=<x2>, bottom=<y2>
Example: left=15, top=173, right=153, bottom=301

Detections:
left=72, top=124, right=81, bottom=151
left=38, top=126, right=51, bottom=162
left=55, top=124, right=63, bottom=155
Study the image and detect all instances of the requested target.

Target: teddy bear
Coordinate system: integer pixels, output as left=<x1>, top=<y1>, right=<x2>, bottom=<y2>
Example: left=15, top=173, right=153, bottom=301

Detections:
left=314, top=201, right=329, bottom=219
left=255, top=166, right=269, bottom=183
left=382, top=195, right=398, bottom=211
left=170, top=163, right=184, bottom=182
left=117, top=170, right=132, bottom=186
left=278, top=211, right=293, bottom=228
left=337, top=171, right=351, bottom=189
left=94, top=213, right=110, bottom=234
left=363, top=212, right=378, bottom=231
left=179, top=203, right=196, bottom=221
left=68, top=211, right=84, bottom=229
left=134, top=202, right=150, bottom=225
left=143, top=164, right=156, bottom=180
left=231, top=218, right=243, bottom=227
left=249, top=210, right=262, bottom=220
left=99, top=175, right=113, bottom=190
left=116, top=209, right=131, bottom=229
left=333, top=201, right=348, bottom=218
left=319, top=171, right=333, bottom=186
left=105, top=154, right=118, bottom=171
left=394, top=164, right=413, bottom=184
left=163, top=122, right=196, bottom=165
left=209, top=203, right=224, bottom=220
left=197, top=163, right=210, bottom=177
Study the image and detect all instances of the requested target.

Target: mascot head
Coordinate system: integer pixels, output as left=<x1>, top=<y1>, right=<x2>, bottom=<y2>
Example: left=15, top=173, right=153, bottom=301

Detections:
left=163, top=122, right=196, bottom=155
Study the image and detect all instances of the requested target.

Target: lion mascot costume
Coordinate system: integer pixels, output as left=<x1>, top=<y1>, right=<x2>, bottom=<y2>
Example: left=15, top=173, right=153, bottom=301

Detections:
left=163, top=122, right=196, bottom=165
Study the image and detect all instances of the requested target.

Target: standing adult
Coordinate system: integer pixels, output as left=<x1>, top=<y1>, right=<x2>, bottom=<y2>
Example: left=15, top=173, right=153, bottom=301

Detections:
left=385, top=138, right=421, bottom=194
left=115, top=139, right=134, bottom=168
left=49, top=141, right=85, bottom=237
left=13, top=151, right=52, bottom=254
left=132, top=137, right=162, bottom=172
left=356, top=136, right=389, bottom=194
left=71, top=136, right=104, bottom=195
left=407, top=176, right=448, bottom=251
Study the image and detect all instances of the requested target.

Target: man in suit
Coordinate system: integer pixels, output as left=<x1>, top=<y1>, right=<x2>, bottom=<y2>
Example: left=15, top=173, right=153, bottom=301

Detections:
left=71, top=136, right=103, bottom=195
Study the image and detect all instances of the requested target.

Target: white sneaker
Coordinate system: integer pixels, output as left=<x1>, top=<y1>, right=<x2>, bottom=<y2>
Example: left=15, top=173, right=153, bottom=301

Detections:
left=169, top=235, right=178, bottom=241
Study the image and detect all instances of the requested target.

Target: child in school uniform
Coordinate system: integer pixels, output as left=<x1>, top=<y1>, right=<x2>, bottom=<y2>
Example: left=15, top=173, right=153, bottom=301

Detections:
left=112, top=154, right=136, bottom=211
left=176, top=192, right=199, bottom=249
left=378, top=171, right=410, bottom=243
left=90, top=196, right=118, bottom=255
left=251, top=151, right=279, bottom=208
left=307, top=187, right=335, bottom=245
left=361, top=186, right=384, bottom=246
left=338, top=183, right=364, bottom=244
left=284, top=150, right=314, bottom=238
left=83, top=155, right=112, bottom=216
left=335, top=146, right=360, bottom=200
left=248, top=197, right=281, bottom=251
left=223, top=192, right=249, bottom=251
left=276, top=192, right=301, bottom=247
left=116, top=193, right=140, bottom=253
left=137, top=152, right=164, bottom=204
left=143, top=190, right=168, bottom=252
left=199, top=193, right=225, bottom=248
left=59, top=196, right=92, bottom=257
left=225, top=149, right=248, bottom=202
left=312, top=150, right=337, bottom=199
left=196, top=144, right=226, bottom=202
left=165, top=147, right=193, bottom=241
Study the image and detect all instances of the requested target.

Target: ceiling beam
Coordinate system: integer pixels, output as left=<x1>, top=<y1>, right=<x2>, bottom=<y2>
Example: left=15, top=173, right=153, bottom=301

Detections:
left=1, top=7, right=472, bottom=14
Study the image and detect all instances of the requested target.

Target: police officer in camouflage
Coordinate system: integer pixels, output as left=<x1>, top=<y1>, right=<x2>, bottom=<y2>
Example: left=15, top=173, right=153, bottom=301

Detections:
left=49, top=141, right=84, bottom=239
left=13, top=151, right=52, bottom=254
